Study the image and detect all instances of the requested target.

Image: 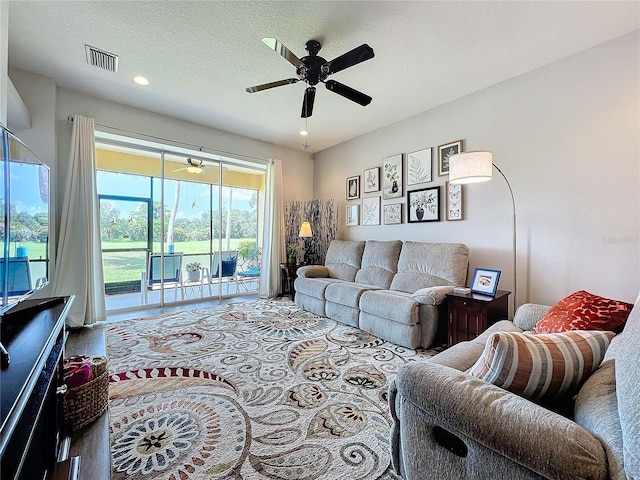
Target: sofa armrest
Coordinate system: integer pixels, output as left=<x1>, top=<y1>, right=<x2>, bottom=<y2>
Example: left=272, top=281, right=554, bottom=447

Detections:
left=410, top=285, right=456, bottom=305
left=512, top=303, right=551, bottom=330
left=296, top=265, right=329, bottom=278
left=392, top=362, right=607, bottom=479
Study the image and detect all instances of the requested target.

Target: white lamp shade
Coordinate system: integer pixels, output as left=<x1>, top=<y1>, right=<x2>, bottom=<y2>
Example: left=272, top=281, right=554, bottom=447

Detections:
left=449, top=151, right=493, bottom=184
left=187, top=165, right=202, bottom=174
left=298, top=221, right=313, bottom=238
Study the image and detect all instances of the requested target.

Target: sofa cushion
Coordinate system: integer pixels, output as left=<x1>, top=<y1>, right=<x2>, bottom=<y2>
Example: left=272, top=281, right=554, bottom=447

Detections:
left=390, top=242, right=469, bottom=294
left=325, top=282, right=380, bottom=308
left=532, top=290, right=633, bottom=334
left=359, top=290, right=418, bottom=326
left=468, top=330, right=615, bottom=403
left=354, top=240, right=402, bottom=288
left=324, top=240, right=366, bottom=282
left=294, top=277, right=345, bottom=300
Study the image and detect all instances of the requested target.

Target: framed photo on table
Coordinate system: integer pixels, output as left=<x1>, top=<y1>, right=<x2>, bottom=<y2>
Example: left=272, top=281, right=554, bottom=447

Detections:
left=469, top=268, right=501, bottom=296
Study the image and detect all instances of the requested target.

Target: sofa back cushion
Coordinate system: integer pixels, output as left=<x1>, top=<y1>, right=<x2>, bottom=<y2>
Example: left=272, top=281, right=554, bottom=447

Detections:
left=604, top=291, right=640, bottom=479
left=390, top=242, right=469, bottom=294
left=324, top=240, right=366, bottom=282
left=355, top=240, right=402, bottom=288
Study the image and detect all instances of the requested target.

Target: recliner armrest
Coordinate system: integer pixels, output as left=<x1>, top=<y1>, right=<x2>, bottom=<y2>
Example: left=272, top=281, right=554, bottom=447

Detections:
left=296, top=265, right=329, bottom=278
left=410, top=285, right=456, bottom=305
left=392, top=361, right=607, bottom=479
left=512, top=303, right=551, bottom=330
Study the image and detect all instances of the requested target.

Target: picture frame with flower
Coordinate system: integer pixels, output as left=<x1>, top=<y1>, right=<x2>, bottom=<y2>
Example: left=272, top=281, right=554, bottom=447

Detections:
left=383, top=154, right=403, bottom=200
left=407, top=186, right=440, bottom=222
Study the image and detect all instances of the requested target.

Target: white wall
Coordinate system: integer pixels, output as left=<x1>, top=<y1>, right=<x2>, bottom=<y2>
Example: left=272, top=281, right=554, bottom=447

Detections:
left=313, top=32, right=640, bottom=309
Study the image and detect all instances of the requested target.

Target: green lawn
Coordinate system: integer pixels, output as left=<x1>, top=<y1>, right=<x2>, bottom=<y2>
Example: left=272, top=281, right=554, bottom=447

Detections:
left=102, top=239, right=256, bottom=283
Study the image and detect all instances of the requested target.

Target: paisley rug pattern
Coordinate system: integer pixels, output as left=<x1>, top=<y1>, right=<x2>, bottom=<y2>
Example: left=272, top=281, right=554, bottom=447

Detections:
left=106, top=298, right=439, bottom=480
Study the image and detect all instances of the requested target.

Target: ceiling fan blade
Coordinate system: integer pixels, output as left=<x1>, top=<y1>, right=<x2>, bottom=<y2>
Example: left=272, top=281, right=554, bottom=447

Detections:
left=246, top=78, right=299, bottom=93
left=301, top=86, right=316, bottom=118
left=173, top=167, right=188, bottom=172
left=324, top=44, right=374, bottom=75
left=262, top=37, right=303, bottom=67
left=325, top=80, right=372, bottom=106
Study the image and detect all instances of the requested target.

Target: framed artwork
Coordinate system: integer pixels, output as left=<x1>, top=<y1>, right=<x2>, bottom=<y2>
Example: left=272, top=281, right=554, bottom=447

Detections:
left=363, top=167, right=380, bottom=193
left=469, top=268, right=501, bottom=296
left=346, top=204, right=359, bottom=226
left=406, top=147, right=432, bottom=186
left=346, top=175, right=360, bottom=200
left=438, top=140, right=463, bottom=176
left=361, top=196, right=381, bottom=226
left=383, top=203, right=402, bottom=225
left=383, top=154, right=403, bottom=200
left=407, top=186, right=440, bottom=223
left=446, top=181, right=463, bottom=221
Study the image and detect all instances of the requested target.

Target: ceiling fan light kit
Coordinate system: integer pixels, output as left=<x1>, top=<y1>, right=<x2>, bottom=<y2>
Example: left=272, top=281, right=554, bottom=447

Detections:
left=246, top=38, right=374, bottom=119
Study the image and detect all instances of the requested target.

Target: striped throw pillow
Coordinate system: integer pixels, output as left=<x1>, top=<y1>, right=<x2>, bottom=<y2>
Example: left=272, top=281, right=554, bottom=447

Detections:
left=468, top=330, right=615, bottom=403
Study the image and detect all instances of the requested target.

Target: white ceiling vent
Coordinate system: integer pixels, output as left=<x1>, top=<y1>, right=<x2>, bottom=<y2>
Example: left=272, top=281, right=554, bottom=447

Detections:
left=85, top=44, right=119, bottom=72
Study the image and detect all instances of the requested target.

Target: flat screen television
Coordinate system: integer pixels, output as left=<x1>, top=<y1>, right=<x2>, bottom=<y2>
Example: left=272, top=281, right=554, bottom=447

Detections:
left=0, top=125, right=50, bottom=315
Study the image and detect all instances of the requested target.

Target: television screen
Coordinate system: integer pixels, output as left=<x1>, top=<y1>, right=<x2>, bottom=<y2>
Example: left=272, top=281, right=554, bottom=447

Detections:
left=0, top=126, right=50, bottom=312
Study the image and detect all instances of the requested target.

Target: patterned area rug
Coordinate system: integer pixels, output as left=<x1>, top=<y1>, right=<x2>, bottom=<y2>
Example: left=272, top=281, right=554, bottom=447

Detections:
left=106, top=298, right=440, bottom=480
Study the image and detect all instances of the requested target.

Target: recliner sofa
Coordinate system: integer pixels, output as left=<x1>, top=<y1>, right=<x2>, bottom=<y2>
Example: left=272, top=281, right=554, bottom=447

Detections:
left=388, top=293, right=640, bottom=479
left=294, top=239, right=469, bottom=349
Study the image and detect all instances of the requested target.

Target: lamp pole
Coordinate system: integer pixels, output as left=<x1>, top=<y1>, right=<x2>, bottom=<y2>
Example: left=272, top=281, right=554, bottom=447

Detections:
left=493, top=164, right=517, bottom=316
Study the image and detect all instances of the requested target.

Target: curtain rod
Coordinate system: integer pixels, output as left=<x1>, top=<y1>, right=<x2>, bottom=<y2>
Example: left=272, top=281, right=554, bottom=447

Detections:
left=66, top=115, right=269, bottom=164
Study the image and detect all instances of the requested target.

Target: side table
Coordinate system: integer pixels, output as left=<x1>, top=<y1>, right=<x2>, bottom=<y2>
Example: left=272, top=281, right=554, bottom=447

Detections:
left=279, top=263, right=301, bottom=300
left=446, top=290, right=511, bottom=347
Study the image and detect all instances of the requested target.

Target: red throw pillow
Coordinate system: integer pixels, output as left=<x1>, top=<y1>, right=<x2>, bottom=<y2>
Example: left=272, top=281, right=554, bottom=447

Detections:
left=532, top=290, right=633, bottom=334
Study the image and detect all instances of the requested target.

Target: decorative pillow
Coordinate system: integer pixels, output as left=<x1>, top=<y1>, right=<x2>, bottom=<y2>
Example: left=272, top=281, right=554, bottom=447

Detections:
left=532, top=290, right=633, bottom=334
left=468, top=330, right=615, bottom=403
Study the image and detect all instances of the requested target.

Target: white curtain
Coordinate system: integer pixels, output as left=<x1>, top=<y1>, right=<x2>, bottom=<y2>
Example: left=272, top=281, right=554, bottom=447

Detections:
left=52, top=115, right=106, bottom=327
left=259, top=159, right=285, bottom=298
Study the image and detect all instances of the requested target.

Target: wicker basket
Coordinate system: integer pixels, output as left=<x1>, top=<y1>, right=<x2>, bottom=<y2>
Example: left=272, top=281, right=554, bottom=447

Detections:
left=63, top=355, right=109, bottom=431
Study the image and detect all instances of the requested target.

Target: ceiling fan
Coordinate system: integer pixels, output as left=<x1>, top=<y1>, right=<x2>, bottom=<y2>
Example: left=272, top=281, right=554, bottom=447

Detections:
left=246, top=38, right=375, bottom=118
left=173, top=158, right=206, bottom=174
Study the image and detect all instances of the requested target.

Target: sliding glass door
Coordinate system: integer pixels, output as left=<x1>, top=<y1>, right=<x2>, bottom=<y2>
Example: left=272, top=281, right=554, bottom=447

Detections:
left=96, top=136, right=266, bottom=313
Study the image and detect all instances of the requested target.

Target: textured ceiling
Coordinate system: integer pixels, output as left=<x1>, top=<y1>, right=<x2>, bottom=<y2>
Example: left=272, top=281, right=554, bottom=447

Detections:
left=7, top=1, right=640, bottom=153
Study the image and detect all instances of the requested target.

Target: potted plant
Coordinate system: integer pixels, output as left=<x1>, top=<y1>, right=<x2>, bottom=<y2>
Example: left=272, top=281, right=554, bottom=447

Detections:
left=186, top=261, right=202, bottom=282
left=287, top=243, right=297, bottom=265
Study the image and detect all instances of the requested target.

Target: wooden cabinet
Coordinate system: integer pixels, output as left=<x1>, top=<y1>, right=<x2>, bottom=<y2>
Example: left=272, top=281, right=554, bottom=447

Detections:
left=446, top=290, right=510, bottom=346
left=0, top=296, right=74, bottom=480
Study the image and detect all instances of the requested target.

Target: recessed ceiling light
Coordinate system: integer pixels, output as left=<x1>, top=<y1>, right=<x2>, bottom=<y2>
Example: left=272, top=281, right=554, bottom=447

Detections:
left=134, top=76, right=149, bottom=85
left=299, top=129, right=309, bottom=136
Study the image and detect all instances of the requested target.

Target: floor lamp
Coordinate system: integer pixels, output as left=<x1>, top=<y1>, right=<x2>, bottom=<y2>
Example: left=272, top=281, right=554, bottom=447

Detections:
left=449, top=151, right=517, bottom=315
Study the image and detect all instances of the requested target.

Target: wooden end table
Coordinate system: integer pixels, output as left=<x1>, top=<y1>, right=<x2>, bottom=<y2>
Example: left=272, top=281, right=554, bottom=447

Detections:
left=279, top=263, right=301, bottom=300
left=446, top=290, right=511, bottom=347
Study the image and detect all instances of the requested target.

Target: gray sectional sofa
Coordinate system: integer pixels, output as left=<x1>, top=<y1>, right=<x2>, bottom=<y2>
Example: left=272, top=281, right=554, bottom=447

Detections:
left=389, top=293, right=640, bottom=480
left=294, top=239, right=469, bottom=349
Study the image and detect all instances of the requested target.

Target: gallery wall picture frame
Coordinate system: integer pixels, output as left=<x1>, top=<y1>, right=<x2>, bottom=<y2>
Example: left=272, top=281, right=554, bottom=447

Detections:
left=383, top=203, right=402, bottom=225
left=407, top=147, right=432, bottom=186
left=438, top=140, right=463, bottom=176
left=446, top=181, right=463, bottom=221
left=346, top=204, right=359, bottom=226
left=361, top=196, right=381, bottom=226
left=363, top=167, right=380, bottom=193
left=407, top=186, right=440, bottom=223
left=346, top=175, right=360, bottom=200
left=469, top=267, right=501, bottom=297
left=383, top=154, right=403, bottom=200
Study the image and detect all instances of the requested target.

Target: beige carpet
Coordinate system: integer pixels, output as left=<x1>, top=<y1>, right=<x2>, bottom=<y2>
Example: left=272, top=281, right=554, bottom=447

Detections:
left=106, top=298, right=439, bottom=480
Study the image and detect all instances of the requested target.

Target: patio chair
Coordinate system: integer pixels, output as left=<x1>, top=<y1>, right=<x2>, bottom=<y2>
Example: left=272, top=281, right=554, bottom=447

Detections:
left=203, top=251, right=239, bottom=295
left=0, top=256, right=33, bottom=297
left=141, top=252, right=184, bottom=304
left=237, top=249, right=261, bottom=291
